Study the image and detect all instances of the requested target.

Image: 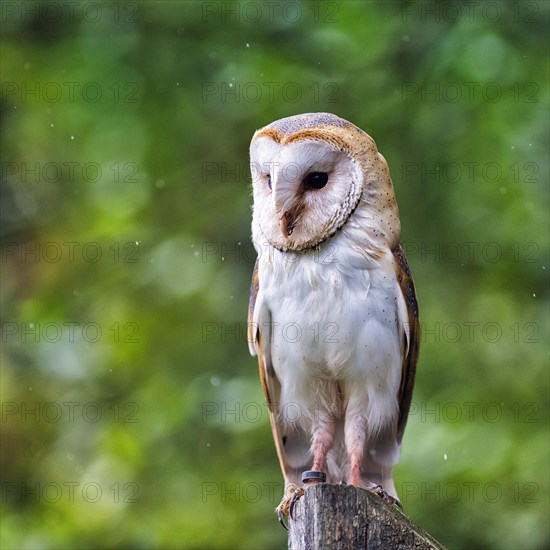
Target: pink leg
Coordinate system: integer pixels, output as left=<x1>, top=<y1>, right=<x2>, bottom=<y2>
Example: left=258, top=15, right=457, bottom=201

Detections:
left=349, top=448, right=363, bottom=486
left=310, top=412, right=335, bottom=475
left=345, top=402, right=367, bottom=487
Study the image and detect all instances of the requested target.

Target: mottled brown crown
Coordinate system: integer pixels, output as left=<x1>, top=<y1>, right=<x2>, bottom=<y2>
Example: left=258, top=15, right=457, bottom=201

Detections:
left=253, top=113, right=375, bottom=159
left=261, top=113, right=362, bottom=139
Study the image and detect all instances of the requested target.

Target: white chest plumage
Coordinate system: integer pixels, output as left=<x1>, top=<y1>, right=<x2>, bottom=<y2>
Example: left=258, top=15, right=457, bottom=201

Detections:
left=254, top=231, right=403, bottom=437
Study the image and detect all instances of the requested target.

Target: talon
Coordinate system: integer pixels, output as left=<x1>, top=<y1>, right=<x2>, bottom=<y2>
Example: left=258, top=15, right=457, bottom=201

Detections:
left=276, top=483, right=303, bottom=530
left=367, top=484, right=403, bottom=511
left=277, top=507, right=288, bottom=530
left=289, top=488, right=304, bottom=519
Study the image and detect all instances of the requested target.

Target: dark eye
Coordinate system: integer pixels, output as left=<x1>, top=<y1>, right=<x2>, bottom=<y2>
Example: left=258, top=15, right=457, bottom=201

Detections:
left=266, top=174, right=272, bottom=190
left=303, top=172, right=328, bottom=190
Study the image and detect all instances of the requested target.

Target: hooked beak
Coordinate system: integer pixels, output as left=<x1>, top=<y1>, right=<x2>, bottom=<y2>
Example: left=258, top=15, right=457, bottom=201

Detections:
left=280, top=211, right=296, bottom=237
left=279, top=204, right=304, bottom=238
left=273, top=176, right=304, bottom=239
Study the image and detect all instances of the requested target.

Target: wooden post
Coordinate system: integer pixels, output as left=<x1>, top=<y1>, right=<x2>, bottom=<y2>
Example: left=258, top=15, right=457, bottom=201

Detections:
left=288, top=484, right=445, bottom=550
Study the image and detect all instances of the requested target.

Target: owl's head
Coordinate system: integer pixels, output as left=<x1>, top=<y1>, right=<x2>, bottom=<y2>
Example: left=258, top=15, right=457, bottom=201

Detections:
left=250, top=113, right=400, bottom=253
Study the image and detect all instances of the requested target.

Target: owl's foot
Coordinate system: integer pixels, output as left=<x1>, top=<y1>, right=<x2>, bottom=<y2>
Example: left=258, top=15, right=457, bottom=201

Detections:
left=367, top=483, right=403, bottom=511
left=288, top=487, right=305, bottom=520
left=276, top=472, right=327, bottom=529
left=286, top=471, right=326, bottom=522
left=276, top=483, right=304, bottom=530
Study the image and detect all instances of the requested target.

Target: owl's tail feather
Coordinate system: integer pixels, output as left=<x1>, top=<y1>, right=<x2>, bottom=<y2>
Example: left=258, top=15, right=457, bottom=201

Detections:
left=361, top=424, right=401, bottom=499
left=281, top=425, right=314, bottom=485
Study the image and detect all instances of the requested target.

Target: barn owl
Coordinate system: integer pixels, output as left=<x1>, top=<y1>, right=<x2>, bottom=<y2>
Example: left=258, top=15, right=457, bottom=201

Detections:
left=247, top=113, right=419, bottom=526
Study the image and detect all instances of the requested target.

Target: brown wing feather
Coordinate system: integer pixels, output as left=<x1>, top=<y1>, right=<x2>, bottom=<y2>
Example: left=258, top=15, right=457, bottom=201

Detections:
left=247, top=258, right=260, bottom=348
left=248, top=258, right=290, bottom=480
left=392, top=243, right=420, bottom=444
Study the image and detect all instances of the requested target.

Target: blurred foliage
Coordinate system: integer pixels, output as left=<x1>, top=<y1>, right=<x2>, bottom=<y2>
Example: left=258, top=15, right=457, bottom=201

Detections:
left=1, top=0, right=548, bottom=548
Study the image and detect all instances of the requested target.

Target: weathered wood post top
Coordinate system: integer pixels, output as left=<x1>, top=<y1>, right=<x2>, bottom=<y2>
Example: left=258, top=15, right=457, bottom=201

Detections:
left=288, top=484, right=445, bottom=550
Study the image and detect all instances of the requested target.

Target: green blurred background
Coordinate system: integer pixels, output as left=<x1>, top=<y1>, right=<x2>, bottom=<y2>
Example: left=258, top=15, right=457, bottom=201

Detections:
left=1, top=1, right=548, bottom=548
